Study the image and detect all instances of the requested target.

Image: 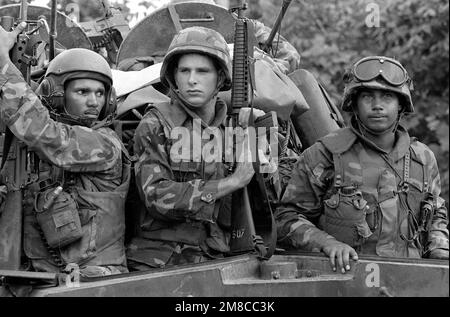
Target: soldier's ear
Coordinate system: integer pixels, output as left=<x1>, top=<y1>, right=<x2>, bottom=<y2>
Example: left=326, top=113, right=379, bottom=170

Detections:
left=216, top=69, right=226, bottom=90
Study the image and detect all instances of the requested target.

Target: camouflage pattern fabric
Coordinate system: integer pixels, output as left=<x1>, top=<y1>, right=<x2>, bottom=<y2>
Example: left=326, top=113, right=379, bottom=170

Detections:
left=276, top=119, right=449, bottom=258
left=127, top=98, right=232, bottom=269
left=161, top=26, right=232, bottom=92
left=0, top=62, right=129, bottom=275
left=252, top=20, right=300, bottom=74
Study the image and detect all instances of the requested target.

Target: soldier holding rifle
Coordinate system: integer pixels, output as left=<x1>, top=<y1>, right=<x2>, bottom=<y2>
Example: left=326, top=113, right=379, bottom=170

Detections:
left=127, top=26, right=276, bottom=269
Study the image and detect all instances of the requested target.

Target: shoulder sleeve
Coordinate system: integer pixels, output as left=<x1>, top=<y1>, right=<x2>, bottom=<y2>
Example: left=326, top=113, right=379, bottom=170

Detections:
left=0, top=62, right=122, bottom=172
left=276, top=142, right=335, bottom=249
left=410, top=141, right=449, bottom=253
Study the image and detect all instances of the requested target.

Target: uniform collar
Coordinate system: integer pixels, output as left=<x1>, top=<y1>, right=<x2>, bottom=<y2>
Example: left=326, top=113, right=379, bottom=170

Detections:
left=169, top=96, right=228, bottom=129
left=350, top=116, right=411, bottom=160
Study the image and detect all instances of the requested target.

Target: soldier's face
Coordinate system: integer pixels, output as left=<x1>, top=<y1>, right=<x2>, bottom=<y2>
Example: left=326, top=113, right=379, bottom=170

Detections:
left=65, top=79, right=106, bottom=120
left=174, top=53, right=218, bottom=108
left=355, top=89, right=401, bottom=133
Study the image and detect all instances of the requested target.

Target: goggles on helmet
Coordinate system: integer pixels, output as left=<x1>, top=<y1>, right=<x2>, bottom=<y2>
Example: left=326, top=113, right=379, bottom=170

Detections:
left=349, top=56, right=411, bottom=87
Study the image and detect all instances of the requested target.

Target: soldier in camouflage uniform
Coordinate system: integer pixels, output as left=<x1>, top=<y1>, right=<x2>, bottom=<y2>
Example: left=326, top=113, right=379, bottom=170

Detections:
left=276, top=56, right=449, bottom=273
left=127, top=26, right=267, bottom=269
left=0, top=24, right=130, bottom=277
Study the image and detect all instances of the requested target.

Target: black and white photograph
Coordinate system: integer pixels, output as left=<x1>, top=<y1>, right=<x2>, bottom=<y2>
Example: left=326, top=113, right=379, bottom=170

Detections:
left=0, top=0, right=448, bottom=300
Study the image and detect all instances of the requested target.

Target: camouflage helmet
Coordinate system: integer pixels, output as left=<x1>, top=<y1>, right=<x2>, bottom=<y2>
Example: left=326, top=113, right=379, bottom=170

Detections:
left=160, top=26, right=232, bottom=92
left=341, top=56, right=414, bottom=113
left=39, top=48, right=114, bottom=121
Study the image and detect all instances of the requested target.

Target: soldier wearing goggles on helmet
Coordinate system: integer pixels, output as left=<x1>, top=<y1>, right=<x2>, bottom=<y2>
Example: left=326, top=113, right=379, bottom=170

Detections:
left=126, top=26, right=273, bottom=270
left=276, top=56, right=449, bottom=273
left=0, top=24, right=130, bottom=277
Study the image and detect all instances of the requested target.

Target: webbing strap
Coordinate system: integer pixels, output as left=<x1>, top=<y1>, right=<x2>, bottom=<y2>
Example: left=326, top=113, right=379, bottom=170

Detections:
left=404, top=151, right=410, bottom=185
left=332, top=153, right=344, bottom=188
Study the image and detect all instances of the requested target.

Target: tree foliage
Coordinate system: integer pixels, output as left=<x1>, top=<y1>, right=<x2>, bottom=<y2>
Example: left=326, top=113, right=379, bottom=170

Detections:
left=259, top=0, right=449, bottom=202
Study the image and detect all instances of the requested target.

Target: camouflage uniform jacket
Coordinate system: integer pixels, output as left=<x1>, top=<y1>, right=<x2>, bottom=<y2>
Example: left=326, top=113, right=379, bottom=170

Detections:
left=0, top=62, right=130, bottom=273
left=276, top=120, right=449, bottom=258
left=252, top=20, right=300, bottom=74
left=128, top=98, right=232, bottom=268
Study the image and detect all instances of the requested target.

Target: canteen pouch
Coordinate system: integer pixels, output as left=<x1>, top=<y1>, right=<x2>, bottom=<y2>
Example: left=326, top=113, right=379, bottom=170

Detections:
left=34, top=186, right=83, bottom=249
left=322, top=188, right=374, bottom=247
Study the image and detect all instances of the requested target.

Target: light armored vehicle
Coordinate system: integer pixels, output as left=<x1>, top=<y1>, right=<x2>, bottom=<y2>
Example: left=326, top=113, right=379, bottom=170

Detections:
left=0, top=1, right=448, bottom=297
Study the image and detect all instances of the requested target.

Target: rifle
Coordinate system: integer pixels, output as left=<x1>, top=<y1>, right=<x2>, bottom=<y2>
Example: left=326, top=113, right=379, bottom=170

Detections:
left=261, top=0, right=293, bottom=55
left=228, top=0, right=278, bottom=259
left=78, top=0, right=130, bottom=66
left=0, top=0, right=49, bottom=270
left=49, top=0, right=57, bottom=61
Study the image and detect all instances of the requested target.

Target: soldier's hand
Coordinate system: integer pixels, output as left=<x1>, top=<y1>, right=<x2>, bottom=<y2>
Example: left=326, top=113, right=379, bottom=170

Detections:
left=232, top=161, right=255, bottom=188
left=233, top=128, right=255, bottom=187
left=322, top=239, right=358, bottom=274
left=238, top=108, right=266, bottom=129
left=0, top=22, right=27, bottom=61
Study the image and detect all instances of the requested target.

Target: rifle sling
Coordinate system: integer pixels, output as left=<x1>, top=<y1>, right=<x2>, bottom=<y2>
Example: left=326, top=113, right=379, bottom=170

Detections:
left=249, top=112, right=277, bottom=260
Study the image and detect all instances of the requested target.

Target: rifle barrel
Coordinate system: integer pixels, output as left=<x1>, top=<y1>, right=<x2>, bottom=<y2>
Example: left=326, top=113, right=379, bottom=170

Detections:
left=264, top=0, right=293, bottom=52
left=49, top=0, right=57, bottom=61
left=19, top=0, right=28, bottom=22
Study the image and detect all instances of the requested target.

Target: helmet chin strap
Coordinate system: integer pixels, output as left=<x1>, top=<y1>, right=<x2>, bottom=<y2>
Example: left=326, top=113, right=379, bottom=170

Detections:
left=59, top=105, right=97, bottom=127
left=354, top=111, right=405, bottom=137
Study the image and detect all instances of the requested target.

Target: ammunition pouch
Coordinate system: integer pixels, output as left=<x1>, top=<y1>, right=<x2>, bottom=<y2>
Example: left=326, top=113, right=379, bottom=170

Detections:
left=34, top=185, right=82, bottom=249
left=322, top=188, right=375, bottom=247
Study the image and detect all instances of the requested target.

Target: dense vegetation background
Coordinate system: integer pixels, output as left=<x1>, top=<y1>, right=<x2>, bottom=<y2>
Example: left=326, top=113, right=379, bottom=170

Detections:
left=1, top=0, right=448, bottom=203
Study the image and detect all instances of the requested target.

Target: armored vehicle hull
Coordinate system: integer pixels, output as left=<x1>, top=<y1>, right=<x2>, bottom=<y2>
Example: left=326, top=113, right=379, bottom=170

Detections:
left=1, top=251, right=447, bottom=297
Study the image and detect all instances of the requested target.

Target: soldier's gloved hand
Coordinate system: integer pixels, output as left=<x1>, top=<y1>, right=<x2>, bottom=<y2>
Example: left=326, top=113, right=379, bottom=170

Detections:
left=238, top=107, right=266, bottom=129
left=0, top=22, right=27, bottom=60
left=322, top=238, right=358, bottom=274
left=428, top=249, right=449, bottom=260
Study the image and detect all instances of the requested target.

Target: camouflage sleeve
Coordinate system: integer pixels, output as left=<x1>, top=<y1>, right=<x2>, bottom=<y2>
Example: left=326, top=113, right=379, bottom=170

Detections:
left=425, top=149, right=449, bottom=253
left=133, top=113, right=219, bottom=223
left=0, top=62, right=122, bottom=172
left=275, top=142, right=339, bottom=252
left=252, top=19, right=301, bottom=74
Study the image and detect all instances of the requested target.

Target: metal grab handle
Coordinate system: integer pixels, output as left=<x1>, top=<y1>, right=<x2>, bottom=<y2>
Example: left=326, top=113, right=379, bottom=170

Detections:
left=179, top=17, right=215, bottom=23
left=167, top=4, right=215, bottom=31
